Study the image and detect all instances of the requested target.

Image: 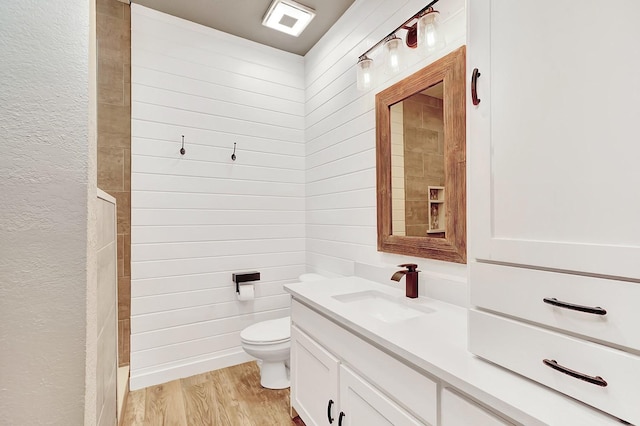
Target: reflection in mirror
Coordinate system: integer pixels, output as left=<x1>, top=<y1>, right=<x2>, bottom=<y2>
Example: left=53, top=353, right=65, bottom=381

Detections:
left=391, top=82, right=445, bottom=237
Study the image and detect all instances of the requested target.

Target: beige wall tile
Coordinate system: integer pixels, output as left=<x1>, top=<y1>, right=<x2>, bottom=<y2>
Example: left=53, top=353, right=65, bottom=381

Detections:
left=123, top=149, right=131, bottom=191
left=123, top=233, right=131, bottom=277
left=98, top=58, right=124, bottom=106
left=98, top=104, right=131, bottom=137
left=118, top=319, right=130, bottom=367
left=108, top=191, right=130, bottom=235
left=98, top=147, right=124, bottom=191
left=118, top=277, right=131, bottom=321
left=97, top=0, right=124, bottom=19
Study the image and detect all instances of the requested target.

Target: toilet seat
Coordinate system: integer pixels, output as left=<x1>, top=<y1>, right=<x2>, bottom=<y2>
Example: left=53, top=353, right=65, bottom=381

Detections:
left=240, top=317, right=290, bottom=345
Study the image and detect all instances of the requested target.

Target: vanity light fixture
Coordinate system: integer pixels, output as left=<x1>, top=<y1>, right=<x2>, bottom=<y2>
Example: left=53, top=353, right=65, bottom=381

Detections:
left=418, top=7, right=444, bottom=52
left=262, top=0, right=316, bottom=37
left=356, top=55, right=373, bottom=91
left=355, top=0, right=443, bottom=91
left=383, top=34, right=403, bottom=75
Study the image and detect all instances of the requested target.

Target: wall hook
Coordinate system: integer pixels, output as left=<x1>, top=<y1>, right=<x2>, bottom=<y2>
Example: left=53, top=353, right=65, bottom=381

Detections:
left=180, top=135, right=186, bottom=155
left=231, top=142, right=237, bottom=161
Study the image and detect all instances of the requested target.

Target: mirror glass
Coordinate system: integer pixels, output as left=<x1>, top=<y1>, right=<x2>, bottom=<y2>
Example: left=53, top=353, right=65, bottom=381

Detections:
left=390, top=82, right=445, bottom=238
left=376, top=46, right=466, bottom=263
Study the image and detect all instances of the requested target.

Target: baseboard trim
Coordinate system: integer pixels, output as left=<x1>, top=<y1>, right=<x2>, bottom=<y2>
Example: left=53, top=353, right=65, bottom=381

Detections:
left=130, top=349, right=253, bottom=390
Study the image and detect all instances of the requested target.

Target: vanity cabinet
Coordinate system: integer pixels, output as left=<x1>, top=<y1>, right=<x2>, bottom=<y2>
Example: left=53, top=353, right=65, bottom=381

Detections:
left=291, top=300, right=437, bottom=425
left=467, top=1, right=640, bottom=424
left=468, top=0, right=640, bottom=279
left=291, top=324, right=424, bottom=425
left=290, top=326, right=339, bottom=426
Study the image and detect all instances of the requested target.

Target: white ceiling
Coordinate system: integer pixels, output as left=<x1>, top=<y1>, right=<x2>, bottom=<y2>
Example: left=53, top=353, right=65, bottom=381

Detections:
left=132, top=0, right=356, bottom=56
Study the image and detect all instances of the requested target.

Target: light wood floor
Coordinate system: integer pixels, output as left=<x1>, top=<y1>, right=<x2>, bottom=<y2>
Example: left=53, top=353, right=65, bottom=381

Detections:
left=121, top=361, right=304, bottom=426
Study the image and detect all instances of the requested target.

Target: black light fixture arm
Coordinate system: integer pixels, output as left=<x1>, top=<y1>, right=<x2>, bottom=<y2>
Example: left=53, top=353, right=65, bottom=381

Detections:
left=357, top=0, right=440, bottom=60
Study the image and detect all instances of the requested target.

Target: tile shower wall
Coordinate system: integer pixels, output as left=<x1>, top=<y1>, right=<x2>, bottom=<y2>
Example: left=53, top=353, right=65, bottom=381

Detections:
left=403, top=94, right=444, bottom=236
left=304, top=0, right=468, bottom=304
left=96, top=0, right=132, bottom=366
left=130, top=5, right=305, bottom=389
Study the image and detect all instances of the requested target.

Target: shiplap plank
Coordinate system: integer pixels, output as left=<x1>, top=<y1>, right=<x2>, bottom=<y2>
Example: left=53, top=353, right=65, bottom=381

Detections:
left=133, top=155, right=304, bottom=183
left=132, top=14, right=304, bottom=87
left=133, top=174, right=303, bottom=198
left=131, top=122, right=305, bottom=156
left=132, top=192, right=304, bottom=211
left=306, top=208, right=377, bottom=227
left=133, top=48, right=303, bottom=103
left=132, top=252, right=305, bottom=280
left=133, top=67, right=303, bottom=116
left=132, top=209, right=304, bottom=227
left=306, top=169, right=375, bottom=197
left=131, top=281, right=290, bottom=317
left=306, top=149, right=375, bottom=184
left=132, top=224, right=304, bottom=245
left=132, top=238, right=305, bottom=262
left=306, top=225, right=376, bottom=246
left=131, top=102, right=304, bottom=143
left=306, top=188, right=375, bottom=211
left=134, top=85, right=304, bottom=130
left=131, top=294, right=291, bottom=334
left=132, top=309, right=289, bottom=351
left=132, top=265, right=305, bottom=297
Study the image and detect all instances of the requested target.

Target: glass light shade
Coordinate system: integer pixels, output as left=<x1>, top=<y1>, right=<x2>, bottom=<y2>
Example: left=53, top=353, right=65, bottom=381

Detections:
left=418, top=9, right=444, bottom=53
left=383, top=34, right=403, bottom=75
left=356, top=56, right=373, bottom=91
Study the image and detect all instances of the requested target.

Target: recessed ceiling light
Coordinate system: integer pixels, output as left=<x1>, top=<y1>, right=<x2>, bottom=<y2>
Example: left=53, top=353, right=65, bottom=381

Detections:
left=262, top=0, right=316, bottom=37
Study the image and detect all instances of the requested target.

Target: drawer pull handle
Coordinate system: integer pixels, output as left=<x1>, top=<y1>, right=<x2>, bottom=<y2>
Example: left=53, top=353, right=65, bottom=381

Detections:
left=542, top=297, right=607, bottom=315
left=327, top=399, right=334, bottom=424
left=543, top=359, right=608, bottom=387
left=338, top=412, right=345, bottom=426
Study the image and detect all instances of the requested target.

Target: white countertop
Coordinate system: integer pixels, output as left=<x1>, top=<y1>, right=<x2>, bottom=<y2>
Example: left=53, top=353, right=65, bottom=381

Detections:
left=284, top=277, right=624, bottom=426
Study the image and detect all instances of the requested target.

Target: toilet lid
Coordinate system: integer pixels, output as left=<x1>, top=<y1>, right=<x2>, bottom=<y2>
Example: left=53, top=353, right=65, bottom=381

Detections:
left=240, top=317, right=290, bottom=344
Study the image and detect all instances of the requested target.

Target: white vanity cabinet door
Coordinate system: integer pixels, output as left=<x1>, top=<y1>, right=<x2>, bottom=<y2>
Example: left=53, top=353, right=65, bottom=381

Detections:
left=468, top=0, right=640, bottom=279
left=291, top=325, right=339, bottom=426
left=441, top=388, right=512, bottom=426
left=338, top=365, right=423, bottom=426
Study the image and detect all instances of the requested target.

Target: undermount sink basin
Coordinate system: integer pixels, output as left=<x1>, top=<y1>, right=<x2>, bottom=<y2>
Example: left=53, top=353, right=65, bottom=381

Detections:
left=332, top=290, right=435, bottom=323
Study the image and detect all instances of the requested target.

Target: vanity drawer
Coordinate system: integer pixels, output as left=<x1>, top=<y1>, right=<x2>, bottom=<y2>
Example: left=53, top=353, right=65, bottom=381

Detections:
left=470, top=261, right=640, bottom=352
left=469, top=309, right=640, bottom=424
left=291, top=300, right=438, bottom=426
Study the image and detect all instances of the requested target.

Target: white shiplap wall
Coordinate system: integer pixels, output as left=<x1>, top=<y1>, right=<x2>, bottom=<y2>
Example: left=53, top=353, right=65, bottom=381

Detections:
left=304, top=0, right=469, bottom=304
left=130, top=5, right=305, bottom=389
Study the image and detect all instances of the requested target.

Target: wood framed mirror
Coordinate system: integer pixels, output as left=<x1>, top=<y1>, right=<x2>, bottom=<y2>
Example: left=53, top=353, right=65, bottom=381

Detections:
left=376, top=46, right=466, bottom=263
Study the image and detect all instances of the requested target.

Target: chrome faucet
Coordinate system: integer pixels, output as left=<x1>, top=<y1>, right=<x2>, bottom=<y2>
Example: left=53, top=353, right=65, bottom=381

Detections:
left=391, top=263, right=420, bottom=298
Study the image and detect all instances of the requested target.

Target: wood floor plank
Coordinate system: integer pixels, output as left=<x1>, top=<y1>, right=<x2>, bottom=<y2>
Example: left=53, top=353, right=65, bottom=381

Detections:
left=122, top=361, right=300, bottom=426
left=144, top=380, right=187, bottom=426
left=122, top=388, right=146, bottom=426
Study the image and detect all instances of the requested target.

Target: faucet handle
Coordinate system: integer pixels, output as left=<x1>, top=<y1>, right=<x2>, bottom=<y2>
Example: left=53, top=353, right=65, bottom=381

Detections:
left=398, top=263, right=418, bottom=272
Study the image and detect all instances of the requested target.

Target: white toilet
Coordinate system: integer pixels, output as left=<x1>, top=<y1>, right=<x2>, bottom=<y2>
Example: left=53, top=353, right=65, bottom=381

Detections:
left=240, top=273, right=326, bottom=389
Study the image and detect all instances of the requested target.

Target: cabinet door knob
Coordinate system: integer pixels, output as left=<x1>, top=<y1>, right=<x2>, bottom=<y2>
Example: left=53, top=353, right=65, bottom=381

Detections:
left=327, top=399, right=334, bottom=424
left=542, top=297, right=607, bottom=315
left=543, top=359, right=608, bottom=387
left=471, top=68, right=481, bottom=105
left=338, top=411, right=345, bottom=426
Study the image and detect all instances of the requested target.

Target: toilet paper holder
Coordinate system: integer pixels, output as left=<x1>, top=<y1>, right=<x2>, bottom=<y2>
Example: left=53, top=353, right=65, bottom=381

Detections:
left=232, top=271, right=260, bottom=293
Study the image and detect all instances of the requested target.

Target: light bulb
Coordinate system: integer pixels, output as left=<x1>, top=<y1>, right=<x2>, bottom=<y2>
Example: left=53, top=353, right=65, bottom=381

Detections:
left=418, top=8, right=444, bottom=53
left=383, top=34, right=403, bottom=75
left=356, top=56, right=373, bottom=91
